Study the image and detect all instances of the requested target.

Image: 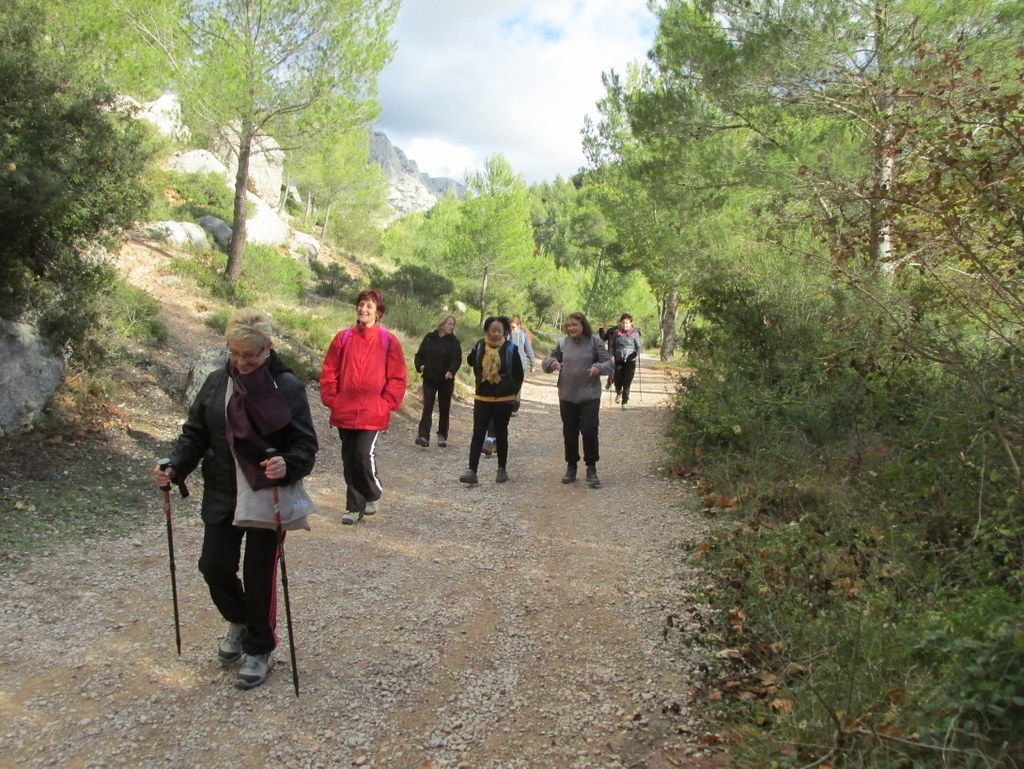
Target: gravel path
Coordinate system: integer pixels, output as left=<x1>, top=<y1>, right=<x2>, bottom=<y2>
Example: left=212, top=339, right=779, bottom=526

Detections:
left=0, top=321, right=723, bottom=767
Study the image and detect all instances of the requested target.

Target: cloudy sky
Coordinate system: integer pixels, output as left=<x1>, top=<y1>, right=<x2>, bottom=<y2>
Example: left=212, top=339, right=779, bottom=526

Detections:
left=375, top=1, right=658, bottom=185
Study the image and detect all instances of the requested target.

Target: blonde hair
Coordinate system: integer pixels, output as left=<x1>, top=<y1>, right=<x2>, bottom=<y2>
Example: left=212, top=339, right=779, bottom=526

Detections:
left=224, top=308, right=273, bottom=349
left=435, top=311, right=457, bottom=333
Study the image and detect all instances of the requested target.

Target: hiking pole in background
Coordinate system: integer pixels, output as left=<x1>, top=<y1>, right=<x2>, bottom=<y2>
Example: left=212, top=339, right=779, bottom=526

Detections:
left=157, top=459, right=183, bottom=655
left=266, top=449, right=300, bottom=698
left=636, top=354, right=643, bottom=404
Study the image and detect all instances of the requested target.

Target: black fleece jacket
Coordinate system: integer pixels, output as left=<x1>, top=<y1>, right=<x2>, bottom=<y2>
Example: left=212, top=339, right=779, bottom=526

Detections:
left=414, top=331, right=462, bottom=381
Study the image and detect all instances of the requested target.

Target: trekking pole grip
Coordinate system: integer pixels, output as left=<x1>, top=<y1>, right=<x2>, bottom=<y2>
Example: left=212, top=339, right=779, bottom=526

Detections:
left=157, top=458, right=172, bottom=492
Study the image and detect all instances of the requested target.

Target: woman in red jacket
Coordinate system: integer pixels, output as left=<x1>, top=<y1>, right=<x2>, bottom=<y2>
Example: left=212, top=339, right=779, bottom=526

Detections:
left=320, top=289, right=407, bottom=524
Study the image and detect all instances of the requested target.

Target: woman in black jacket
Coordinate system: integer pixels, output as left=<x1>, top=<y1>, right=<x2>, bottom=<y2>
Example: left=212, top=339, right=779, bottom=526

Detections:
left=153, top=308, right=318, bottom=690
left=459, top=316, right=524, bottom=486
left=413, top=312, right=462, bottom=448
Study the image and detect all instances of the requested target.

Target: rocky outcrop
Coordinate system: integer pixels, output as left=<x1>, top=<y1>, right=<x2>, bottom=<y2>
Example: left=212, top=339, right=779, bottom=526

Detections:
left=369, top=131, right=465, bottom=220
left=0, top=320, right=64, bottom=437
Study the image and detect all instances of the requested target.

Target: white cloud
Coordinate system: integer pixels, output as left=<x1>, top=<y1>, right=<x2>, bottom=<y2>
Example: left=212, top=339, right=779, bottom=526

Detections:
left=376, top=1, right=656, bottom=185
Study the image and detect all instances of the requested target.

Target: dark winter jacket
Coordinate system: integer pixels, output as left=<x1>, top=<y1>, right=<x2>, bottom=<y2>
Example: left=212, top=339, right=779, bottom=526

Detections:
left=168, top=352, right=319, bottom=525
left=607, top=327, right=643, bottom=362
left=467, top=339, right=524, bottom=401
left=414, top=330, right=462, bottom=381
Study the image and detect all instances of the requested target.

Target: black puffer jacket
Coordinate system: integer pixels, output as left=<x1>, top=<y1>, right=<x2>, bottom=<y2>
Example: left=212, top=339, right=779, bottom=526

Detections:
left=414, top=331, right=462, bottom=381
left=167, top=352, right=319, bottom=525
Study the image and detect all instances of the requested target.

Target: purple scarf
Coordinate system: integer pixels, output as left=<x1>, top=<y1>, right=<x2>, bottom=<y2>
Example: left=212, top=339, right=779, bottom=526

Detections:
left=225, top=363, right=291, bottom=490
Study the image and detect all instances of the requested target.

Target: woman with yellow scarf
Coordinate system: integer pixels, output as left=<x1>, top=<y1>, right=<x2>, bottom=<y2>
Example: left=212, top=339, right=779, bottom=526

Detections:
left=459, top=316, right=525, bottom=485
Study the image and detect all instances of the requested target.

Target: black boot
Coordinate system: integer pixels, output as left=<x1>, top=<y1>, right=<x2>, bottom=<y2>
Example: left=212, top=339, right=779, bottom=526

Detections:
left=585, top=465, right=601, bottom=488
left=561, top=464, right=577, bottom=484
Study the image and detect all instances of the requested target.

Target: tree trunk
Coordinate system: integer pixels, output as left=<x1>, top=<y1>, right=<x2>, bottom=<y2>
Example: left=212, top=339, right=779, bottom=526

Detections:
left=225, top=125, right=254, bottom=285
left=320, top=200, right=333, bottom=241
left=584, top=248, right=605, bottom=317
left=659, top=285, right=679, bottom=362
left=478, top=269, right=490, bottom=327
left=871, top=0, right=895, bottom=270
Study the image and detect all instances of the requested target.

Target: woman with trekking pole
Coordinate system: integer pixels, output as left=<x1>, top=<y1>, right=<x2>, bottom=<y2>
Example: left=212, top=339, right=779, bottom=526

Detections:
left=607, top=313, right=643, bottom=408
left=542, top=312, right=614, bottom=488
left=459, top=315, right=524, bottom=486
left=153, top=308, right=318, bottom=690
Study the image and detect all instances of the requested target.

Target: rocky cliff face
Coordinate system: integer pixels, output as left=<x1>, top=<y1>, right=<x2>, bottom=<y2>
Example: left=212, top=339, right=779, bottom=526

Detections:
left=369, top=131, right=465, bottom=220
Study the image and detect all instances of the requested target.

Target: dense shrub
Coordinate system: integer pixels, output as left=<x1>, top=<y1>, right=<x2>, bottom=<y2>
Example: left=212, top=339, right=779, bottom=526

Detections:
left=0, top=1, right=153, bottom=353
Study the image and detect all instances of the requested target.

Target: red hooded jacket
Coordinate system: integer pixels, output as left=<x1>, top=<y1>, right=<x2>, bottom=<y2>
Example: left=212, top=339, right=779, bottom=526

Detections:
left=320, top=324, right=407, bottom=430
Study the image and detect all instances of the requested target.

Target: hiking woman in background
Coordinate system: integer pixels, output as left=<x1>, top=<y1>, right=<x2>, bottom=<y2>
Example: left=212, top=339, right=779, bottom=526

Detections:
left=413, top=312, right=462, bottom=448
left=608, top=313, right=643, bottom=407
left=542, top=312, right=613, bottom=488
left=320, top=288, right=407, bottom=525
left=153, top=308, right=319, bottom=690
left=459, top=315, right=524, bottom=486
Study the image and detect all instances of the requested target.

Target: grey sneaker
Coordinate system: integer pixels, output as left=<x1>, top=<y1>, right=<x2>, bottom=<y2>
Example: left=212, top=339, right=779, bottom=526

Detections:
left=218, top=622, right=247, bottom=664
left=561, top=464, right=577, bottom=484
left=342, top=510, right=363, bottom=525
left=235, top=652, right=275, bottom=689
left=496, top=467, right=509, bottom=484
left=585, top=465, right=602, bottom=488
left=459, top=469, right=479, bottom=485
left=415, top=435, right=429, bottom=447
left=437, top=435, right=447, bottom=448
left=364, top=500, right=378, bottom=516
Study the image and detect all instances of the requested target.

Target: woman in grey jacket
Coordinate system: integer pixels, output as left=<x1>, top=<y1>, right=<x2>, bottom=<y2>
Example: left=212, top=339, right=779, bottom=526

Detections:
left=542, top=312, right=614, bottom=487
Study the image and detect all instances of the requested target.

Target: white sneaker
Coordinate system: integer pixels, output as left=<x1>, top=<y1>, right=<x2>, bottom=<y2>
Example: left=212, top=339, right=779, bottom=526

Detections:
left=364, top=500, right=378, bottom=516
left=218, top=622, right=246, bottom=664
left=235, top=652, right=275, bottom=689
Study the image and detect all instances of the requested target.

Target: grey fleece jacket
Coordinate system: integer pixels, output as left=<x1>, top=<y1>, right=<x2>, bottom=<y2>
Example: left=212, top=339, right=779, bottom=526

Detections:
left=542, top=334, right=614, bottom=403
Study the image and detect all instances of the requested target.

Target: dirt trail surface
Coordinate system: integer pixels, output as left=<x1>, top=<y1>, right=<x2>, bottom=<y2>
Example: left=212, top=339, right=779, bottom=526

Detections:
left=0, top=247, right=725, bottom=769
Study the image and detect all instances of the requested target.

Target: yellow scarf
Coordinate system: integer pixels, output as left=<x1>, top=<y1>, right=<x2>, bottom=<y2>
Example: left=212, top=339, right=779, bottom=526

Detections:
left=481, top=340, right=503, bottom=384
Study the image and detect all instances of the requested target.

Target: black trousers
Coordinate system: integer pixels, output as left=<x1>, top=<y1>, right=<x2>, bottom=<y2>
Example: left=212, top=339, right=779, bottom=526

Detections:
left=338, top=428, right=382, bottom=513
left=198, top=521, right=279, bottom=655
left=418, top=378, right=454, bottom=439
left=559, top=398, right=601, bottom=466
left=470, top=400, right=515, bottom=471
left=614, top=360, right=638, bottom=403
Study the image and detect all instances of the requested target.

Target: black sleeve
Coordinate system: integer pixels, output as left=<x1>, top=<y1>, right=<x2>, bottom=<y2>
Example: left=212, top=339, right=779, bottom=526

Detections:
left=167, top=372, right=218, bottom=481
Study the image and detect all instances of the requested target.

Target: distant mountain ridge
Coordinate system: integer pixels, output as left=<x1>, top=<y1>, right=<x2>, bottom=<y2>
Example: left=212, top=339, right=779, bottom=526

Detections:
left=369, top=130, right=465, bottom=220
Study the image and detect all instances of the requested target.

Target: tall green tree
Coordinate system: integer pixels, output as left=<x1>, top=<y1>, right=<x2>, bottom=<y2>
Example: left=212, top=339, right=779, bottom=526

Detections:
left=289, top=128, right=389, bottom=254
left=450, top=155, right=534, bottom=326
left=175, top=0, right=398, bottom=283
left=0, top=0, right=152, bottom=350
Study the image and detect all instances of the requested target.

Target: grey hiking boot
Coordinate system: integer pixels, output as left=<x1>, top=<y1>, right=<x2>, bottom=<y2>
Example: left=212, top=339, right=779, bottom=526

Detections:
left=496, top=467, right=509, bottom=484
left=561, top=464, right=577, bottom=484
left=437, top=435, right=447, bottom=448
left=218, top=622, right=247, bottom=664
left=585, top=465, right=601, bottom=488
left=364, top=499, right=378, bottom=516
left=415, top=435, right=429, bottom=447
left=342, top=510, right=363, bottom=525
left=459, top=469, right=479, bottom=485
left=235, top=652, right=275, bottom=689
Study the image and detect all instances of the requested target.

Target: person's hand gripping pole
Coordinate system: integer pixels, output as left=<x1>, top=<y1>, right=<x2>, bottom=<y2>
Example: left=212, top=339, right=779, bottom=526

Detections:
left=265, top=448, right=300, bottom=698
